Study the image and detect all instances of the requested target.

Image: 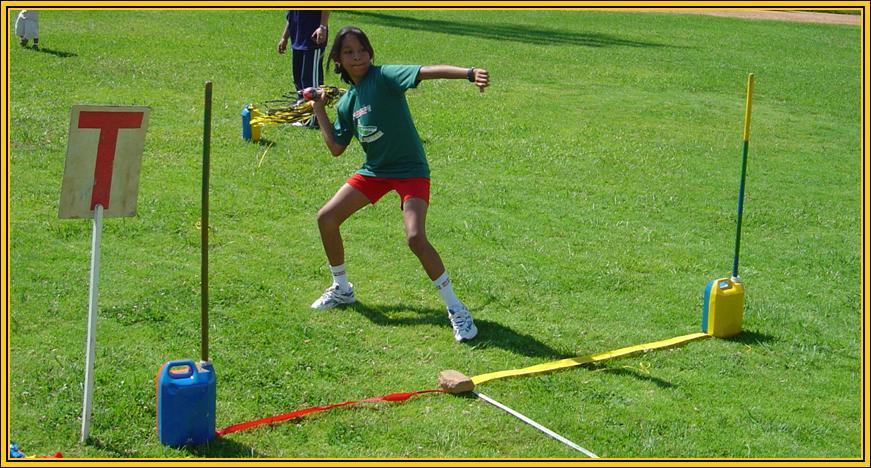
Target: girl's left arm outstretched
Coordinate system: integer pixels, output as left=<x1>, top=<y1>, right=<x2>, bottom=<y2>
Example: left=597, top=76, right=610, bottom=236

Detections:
left=419, top=65, right=490, bottom=92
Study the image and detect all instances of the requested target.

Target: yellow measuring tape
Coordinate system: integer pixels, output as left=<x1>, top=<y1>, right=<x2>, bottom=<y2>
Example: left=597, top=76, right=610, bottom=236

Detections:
left=471, top=332, right=709, bottom=385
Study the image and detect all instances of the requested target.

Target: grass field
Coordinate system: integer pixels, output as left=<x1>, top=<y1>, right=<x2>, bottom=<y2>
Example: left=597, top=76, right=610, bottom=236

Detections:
left=5, top=9, right=864, bottom=459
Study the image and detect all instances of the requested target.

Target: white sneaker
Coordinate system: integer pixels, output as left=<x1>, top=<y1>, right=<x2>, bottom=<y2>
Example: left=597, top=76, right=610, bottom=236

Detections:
left=447, top=304, right=477, bottom=342
left=311, top=283, right=355, bottom=310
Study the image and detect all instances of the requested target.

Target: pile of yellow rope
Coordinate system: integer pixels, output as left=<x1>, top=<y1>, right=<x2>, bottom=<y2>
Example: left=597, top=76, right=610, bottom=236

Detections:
left=249, top=87, right=345, bottom=128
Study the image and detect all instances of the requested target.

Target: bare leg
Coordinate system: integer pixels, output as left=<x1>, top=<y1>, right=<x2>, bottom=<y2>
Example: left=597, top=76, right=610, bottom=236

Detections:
left=316, top=183, right=370, bottom=266
left=402, top=198, right=446, bottom=280
left=403, top=198, right=476, bottom=341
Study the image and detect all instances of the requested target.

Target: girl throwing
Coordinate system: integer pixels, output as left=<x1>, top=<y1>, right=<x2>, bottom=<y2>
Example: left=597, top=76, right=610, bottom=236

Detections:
left=309, top=26, right=489, bottom=342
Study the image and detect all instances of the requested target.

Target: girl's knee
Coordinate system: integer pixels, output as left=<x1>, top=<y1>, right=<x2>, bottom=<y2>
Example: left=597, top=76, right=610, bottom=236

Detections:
left=406, top=232, right=430, bottom=254
left=317, top=207, right=339, bottom=230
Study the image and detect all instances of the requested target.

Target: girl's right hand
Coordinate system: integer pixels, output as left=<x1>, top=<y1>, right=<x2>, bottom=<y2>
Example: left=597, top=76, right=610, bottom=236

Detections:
left=302, top=87, right=324, bottom=102
left=310, top=91, right=327, bottom=112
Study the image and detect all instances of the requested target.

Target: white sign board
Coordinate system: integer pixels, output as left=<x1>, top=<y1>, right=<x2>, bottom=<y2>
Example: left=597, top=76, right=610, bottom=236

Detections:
left=59, top=106, right=150, bottom=219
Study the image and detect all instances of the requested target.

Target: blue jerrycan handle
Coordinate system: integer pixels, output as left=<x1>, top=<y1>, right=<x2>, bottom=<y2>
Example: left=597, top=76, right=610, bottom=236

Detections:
left=163, top=360, right=197, bottom=380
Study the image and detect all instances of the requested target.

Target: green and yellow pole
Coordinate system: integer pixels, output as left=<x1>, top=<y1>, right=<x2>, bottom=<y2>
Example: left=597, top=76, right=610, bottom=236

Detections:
left=202, top=81, right=212, bottom=363
left=732, top=73, right=754, bottom=280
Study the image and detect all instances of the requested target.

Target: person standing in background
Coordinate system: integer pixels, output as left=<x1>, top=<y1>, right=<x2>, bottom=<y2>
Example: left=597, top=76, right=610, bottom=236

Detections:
left=277, top=10, right=330, bottom=93
left=15, top=10, right=39, bottom=50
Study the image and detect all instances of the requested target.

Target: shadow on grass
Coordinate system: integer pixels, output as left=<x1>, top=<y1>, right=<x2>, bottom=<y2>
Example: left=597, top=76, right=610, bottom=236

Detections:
left=248, top=137, right=277, bottom=147
left=587, top=364, right=676, bottom=388
left=33, top=47, right=77, bottom=58
left=722, top=330, right=777, bottom=345
left=348, top=301, right=567, bottom=359
left=183, top=436, right=263, bottom=458
left=89, top=434, right=260, bottom=458
left=343, top=10, right=667, bottom=48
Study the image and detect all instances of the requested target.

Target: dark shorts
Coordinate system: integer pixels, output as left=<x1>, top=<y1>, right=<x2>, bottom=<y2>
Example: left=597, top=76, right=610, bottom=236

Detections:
left=347, top=173, right=430, bottom=207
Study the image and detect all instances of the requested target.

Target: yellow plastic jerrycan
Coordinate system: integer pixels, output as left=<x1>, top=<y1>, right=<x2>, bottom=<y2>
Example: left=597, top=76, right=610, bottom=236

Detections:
left=701, top=277, right=744, bottom=338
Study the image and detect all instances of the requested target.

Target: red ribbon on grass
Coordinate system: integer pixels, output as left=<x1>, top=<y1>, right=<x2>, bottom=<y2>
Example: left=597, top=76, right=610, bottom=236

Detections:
left=216, top=389, right=446, bottom=437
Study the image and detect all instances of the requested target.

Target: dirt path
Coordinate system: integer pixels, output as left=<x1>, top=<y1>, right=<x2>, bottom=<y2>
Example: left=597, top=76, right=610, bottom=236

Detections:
left=633, top=9, right=861, bottom=26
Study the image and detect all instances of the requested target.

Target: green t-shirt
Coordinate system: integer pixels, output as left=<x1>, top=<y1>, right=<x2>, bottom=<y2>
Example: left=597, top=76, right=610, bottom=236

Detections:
left=332, top=65, right=429, bottom=178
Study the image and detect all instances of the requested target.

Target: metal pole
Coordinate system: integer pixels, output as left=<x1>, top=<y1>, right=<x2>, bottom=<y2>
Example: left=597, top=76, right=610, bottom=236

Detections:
left=202, top=81, right=212, bottom=363
left=732, top=73, right=754, bottom=281
left=474, top=391, right=599, bottom=458
left=81, top=203, right=103, bottom=443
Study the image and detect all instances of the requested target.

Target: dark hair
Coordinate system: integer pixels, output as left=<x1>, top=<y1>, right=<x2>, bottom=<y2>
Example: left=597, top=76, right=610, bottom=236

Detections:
left=329, top=26, right=375, bottom=85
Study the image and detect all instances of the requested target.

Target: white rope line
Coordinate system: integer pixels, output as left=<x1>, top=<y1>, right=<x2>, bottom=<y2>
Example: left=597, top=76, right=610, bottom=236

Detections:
left=474, top=391, right=599, bottom=458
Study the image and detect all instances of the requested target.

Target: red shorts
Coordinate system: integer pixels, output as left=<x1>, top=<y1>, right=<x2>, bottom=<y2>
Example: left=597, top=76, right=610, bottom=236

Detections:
left=347, top=173, right=430, bottom=207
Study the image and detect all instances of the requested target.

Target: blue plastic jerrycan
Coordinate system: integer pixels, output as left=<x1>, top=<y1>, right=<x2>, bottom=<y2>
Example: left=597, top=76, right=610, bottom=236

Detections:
left=156, top=360, right=216, bottom=446
left=241, top=105, right=261, bottom=142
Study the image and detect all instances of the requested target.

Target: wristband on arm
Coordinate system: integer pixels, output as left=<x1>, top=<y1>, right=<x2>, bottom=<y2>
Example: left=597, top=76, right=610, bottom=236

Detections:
left=467, top=68, right=476, bottom=82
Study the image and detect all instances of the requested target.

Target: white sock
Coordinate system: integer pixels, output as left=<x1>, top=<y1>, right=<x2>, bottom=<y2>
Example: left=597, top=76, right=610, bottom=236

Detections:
left=330, top=263, right=351, bottom=290
left=433, top=271, right=462, bottom=309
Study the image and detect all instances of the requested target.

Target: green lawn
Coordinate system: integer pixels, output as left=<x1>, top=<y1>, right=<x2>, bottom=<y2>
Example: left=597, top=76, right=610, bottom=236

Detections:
left=6, top=9, right=863, bottom=459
